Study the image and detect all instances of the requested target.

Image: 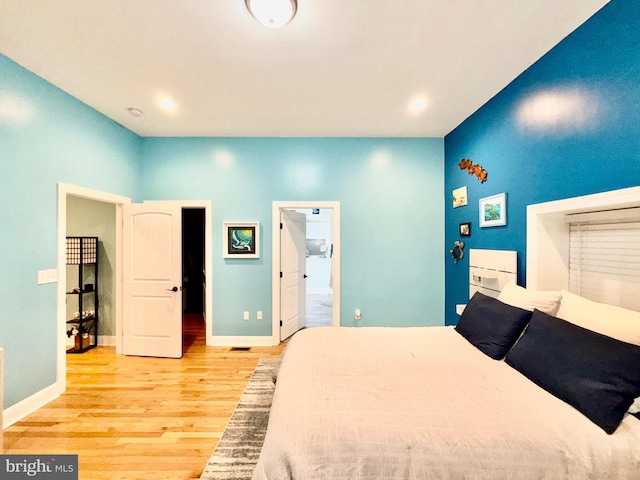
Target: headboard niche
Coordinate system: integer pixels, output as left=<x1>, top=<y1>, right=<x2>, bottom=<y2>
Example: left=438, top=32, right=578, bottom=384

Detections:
left=469, top=249, right=517, bottom=299
left=526, top=186, right=640, bottom=291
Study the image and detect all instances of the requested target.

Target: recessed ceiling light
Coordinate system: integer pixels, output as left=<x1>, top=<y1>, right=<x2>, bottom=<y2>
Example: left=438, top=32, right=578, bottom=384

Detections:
left=408, top=95, right=428, bottom=114
left=127, top=107, right=143, bottom=117
left=159, top=99, right=176, bottom=111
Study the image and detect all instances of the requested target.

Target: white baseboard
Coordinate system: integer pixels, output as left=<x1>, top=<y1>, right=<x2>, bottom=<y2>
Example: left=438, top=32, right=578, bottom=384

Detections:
left=98, top=335, right=116, bottom=346
left=207, top=335, right=277, bottom=347
left=3, top=381, right=63, bottom=429
left=66, top=335, right=116, bottom=347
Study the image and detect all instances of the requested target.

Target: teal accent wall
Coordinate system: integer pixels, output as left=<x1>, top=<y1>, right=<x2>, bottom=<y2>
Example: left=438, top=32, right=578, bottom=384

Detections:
left=139, top=137, right=445, bottom=335
left=444, top=0, right=640, bottom=325
left=0, top=55, right=139, bottom=408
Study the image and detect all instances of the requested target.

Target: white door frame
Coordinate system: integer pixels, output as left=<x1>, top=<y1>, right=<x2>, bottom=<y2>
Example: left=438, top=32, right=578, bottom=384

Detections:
left=272, top=201, right=340, bottom=345
left=56, top=183, right=130, bottom=393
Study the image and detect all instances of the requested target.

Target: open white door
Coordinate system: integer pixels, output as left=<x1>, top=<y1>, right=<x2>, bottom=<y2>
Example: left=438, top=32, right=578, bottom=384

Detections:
left=280, top=209, right=307, bottom=341
left=123, top=202, right=182, bottom=358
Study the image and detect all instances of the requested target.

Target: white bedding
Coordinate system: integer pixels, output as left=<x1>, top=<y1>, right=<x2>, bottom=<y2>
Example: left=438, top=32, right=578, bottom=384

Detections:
left=253, top=326, right=640, bottom=480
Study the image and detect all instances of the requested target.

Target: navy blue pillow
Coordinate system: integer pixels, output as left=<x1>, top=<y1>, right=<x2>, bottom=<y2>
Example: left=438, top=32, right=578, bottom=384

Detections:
left=505, top=309, right=640, bottom=434
left=455, top=292, right=532, bottom=360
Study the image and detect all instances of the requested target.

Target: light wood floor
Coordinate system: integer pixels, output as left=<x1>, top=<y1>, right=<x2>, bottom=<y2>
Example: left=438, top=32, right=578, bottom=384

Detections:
left=3, top=315, right=286, bottom=480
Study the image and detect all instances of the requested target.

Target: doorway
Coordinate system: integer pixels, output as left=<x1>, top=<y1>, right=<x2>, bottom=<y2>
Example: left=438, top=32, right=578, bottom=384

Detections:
left=55, top=188, right=213, bottom=403
left=182, top=208, right=206, bottom=350
left=296, top=208, right=334, bottom=328
left=271, top=201, right=341, bottom=345
left=65, top=196, right=117, bottom=348
left=57, top=183, right=129, bottom=396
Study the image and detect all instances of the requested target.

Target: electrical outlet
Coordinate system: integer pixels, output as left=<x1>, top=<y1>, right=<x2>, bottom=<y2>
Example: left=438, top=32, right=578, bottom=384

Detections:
left=257, top=311, right=263, bottom=320
left=243, top=311, right=250, bottom=321
left=38, top=269, right=58, bottom=285
left=354, top=308, right=361, bottom=320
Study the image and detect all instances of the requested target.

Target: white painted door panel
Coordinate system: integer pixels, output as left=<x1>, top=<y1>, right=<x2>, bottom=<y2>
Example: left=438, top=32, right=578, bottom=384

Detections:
left=123, top=203, right=182, bottom=358
left=280, top=210, right=307, bottom=341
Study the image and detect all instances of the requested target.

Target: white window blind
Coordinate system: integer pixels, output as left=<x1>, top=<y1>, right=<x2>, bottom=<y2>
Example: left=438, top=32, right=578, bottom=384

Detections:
left=568, top=212, right=640, bottom=312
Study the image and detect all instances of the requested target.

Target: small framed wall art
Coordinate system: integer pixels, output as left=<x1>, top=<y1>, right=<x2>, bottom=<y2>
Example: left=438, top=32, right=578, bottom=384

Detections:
left=459, top=222, right=471, bottom=237
left=452, top=186, right=468, bottom=208
left=479, top=193, right=507, bottom=227
left=223, top=222, right=260, bottom=258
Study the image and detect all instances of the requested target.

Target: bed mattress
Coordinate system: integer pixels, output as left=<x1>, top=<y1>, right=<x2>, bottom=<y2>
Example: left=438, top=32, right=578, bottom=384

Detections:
left=253, top=326, right=640, bottom=480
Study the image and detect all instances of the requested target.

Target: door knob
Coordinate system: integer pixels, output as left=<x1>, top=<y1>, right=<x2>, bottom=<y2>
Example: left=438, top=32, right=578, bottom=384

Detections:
left=303, top=274, right=308, bottom=278
left=167, top=286, right=179, bottom=292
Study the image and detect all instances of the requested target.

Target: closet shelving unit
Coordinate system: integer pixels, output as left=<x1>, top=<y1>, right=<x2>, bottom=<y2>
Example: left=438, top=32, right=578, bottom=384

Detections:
left=66, top=236, right=99, bottom=353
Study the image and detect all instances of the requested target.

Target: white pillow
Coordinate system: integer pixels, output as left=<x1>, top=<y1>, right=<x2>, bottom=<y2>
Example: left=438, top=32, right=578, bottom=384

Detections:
left=630, top=397, right=640, bottom=415
left=556, top=290, right=640, bottom=346
left=497, top=282, right=562, bottom=316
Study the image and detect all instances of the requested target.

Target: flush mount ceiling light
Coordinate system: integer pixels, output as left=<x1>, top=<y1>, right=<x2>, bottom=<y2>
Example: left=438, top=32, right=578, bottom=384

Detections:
left=127, top=107, right=143, bottom=117
left=245, top=0, right=297, bottom=29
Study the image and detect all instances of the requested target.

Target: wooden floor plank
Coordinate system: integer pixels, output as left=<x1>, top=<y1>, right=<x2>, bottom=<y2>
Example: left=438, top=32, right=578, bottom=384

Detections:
left=3, top=315, right=285, bottom=479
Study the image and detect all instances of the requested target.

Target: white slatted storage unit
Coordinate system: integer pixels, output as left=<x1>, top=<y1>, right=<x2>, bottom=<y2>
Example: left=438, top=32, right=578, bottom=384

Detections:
left=469, top=249, right=517, bottom=299
left=567, top=208, right=640, bottom=312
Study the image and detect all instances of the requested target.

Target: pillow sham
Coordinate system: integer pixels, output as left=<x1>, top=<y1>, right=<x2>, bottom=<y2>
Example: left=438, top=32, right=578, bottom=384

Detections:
left=505, top=309, right=640, bottom=434
left=455, top=292, right=532, bottom=360
left=497, top=282, right=562, bottom=316
left=556, top=289, right=640, bottom=346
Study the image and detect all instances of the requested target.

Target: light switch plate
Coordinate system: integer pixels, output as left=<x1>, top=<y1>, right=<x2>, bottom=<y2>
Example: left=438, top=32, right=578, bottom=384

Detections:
left=38, top=269, right=58, bottom=284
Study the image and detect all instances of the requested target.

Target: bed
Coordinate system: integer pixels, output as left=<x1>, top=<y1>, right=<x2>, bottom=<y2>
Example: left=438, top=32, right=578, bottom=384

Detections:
left=253, top=286, right=640, bottom=480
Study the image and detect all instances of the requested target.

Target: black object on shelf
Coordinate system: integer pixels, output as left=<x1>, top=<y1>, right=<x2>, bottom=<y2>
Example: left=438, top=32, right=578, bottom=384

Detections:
left=66, top=236, right=99, bottom=353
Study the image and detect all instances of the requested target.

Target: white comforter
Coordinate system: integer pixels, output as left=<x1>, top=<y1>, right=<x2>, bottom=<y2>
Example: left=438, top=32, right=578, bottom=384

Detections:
left=253, top=326, right=640, bottom=480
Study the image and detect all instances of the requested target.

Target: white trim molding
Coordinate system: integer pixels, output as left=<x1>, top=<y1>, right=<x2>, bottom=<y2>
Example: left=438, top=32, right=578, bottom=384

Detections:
left=3, top=382, right=63, bottom=429
left=207, top=336, right=275, bottom=347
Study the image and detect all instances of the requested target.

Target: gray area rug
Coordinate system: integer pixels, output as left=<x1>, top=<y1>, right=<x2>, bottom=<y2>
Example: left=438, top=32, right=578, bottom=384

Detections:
left=200, top=358, right=280, bottom=480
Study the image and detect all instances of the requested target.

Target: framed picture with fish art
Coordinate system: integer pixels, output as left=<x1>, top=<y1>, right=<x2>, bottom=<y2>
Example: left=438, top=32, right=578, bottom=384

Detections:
left=479, top=193, right=507, bottom=228
left=223, top=222, right=260, bottom=258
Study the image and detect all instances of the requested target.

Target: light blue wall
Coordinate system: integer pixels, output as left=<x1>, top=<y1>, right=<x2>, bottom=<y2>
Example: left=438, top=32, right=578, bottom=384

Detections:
left=0, top=55, right=140, bottom=408
left=443, top=0, right=640, bottom=325
left=0, top=54, right=444, bottom=409
left=139, top=137, right=445, bottom=335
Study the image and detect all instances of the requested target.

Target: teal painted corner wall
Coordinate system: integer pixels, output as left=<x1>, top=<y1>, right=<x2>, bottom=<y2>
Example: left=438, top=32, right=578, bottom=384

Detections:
left=139, top=137, right=445, bottom=336
left=0, top=55, right=140, bottom=408
left=443, top=0, right=640, bottom=325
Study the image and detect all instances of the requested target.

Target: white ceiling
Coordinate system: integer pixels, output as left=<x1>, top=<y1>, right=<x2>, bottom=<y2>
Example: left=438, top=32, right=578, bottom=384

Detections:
left=0, top=0, right=609, bottom=137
